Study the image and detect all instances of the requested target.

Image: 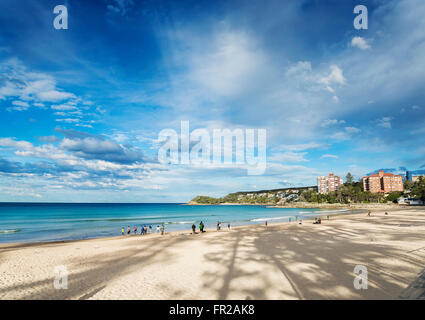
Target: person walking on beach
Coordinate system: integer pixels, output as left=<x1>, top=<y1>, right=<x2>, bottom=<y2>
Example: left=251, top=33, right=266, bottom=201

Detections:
left=217, top=221, right=220, bottom=231
left=367, top=211, right=371, bottom=217
left=161, top=224, right=165, bottom=235
left=200, top=221, right=205, bottom=233
left=144, top=225, right=148, bottom=234
left=228, top=223, right=231, bottom=230
left=156, top=225, right=160, bottom=233
left=134, top=226, right=137, bottom=234
left=265, top=221, right=268, bottom=227
left=192, top=224, right=196, bottom=234
left=127, top=226, right=131, bottom=235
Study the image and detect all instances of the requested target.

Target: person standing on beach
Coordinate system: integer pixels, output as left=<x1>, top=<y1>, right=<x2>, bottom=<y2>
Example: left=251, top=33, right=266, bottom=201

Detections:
left=134, top=226, right=137, bottom=234
left=228, top=223, right=231, bottom=230
left=121, top=227, right=124, bottom=235
left=156, top=225, right=160, bottom=233
left=265, top=221, right=268, bottom=227
left=217, top=221, right=220, bottom=231
left=161, top=224, right=165, bottom=235
left=127, top=226, right=131, bottom=235
left=192, top=224, right=196, bottom=234
left=149, top=225, right=152, bottom=233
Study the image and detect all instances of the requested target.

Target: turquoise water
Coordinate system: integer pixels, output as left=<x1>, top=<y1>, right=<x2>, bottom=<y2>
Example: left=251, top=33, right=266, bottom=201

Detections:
left=0, top=203, right=353, bottom=243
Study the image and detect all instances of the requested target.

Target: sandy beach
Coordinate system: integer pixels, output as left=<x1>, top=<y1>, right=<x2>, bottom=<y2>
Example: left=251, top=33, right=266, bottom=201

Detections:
left=1, top=208, right=425, bottom=300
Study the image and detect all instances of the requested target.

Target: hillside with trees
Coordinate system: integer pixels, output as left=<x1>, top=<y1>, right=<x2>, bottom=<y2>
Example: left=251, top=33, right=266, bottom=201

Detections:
left=189, top=173, right=425, bottom=206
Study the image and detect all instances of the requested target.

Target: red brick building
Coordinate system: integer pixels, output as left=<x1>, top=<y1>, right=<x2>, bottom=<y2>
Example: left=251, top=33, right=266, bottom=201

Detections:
left=363, top=170, right=404, bottom=193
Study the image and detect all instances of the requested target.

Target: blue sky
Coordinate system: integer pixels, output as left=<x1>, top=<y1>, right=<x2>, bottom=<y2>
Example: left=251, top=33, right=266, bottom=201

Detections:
left=0, top=0, right=424, bottom=202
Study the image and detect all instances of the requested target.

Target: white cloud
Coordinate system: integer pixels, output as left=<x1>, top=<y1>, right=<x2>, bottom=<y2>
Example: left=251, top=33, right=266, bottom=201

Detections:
left=12, top=100, right=29, bottom=107
left=321, top=119, right=345, bottom=127
left=189, top=31, right=266, bottom=97
left=51, top=103, right=78, bottom=111
left=318, top=65, right=345, bottom=87
left=55, top=118, right=80, bottom=123
left=351, top=36, right=371, bottom=50
left=321, top=154, right=338, bottom=159
left=7, top=100, right=30, bottom=111
left=377, top=117, right=393, bottom=129
left=38, top=90, right=75, bottom=102
left=274, top=142, right=328, bottom=152
left=0, top=59, right=77, bottom=106
left=345, top=126, right=361, bottom=133
left=268, top=151, right=309, bottom=163
left=106, top=0, right=134, bottom=16
left=331, top=131, right=351, bottom=141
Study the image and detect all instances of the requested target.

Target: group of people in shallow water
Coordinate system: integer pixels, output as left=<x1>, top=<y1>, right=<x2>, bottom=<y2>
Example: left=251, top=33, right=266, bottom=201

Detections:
left=122, top=224, right=165, bottom=236
left=192, top=221, right=205, bottom=234
left=122, top=215, right=332, bottom=236
left=190, top=221, right=232, bottom=234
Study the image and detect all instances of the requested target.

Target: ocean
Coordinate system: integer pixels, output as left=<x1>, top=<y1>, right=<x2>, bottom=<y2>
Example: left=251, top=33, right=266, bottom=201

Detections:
left=0, top=203, right=355, bottom=243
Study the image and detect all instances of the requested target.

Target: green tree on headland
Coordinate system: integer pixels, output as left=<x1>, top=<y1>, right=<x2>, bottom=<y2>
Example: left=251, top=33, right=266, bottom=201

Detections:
left=345, top=172, right=354, bottom=185
left=412, top=176, right=425, bottom=202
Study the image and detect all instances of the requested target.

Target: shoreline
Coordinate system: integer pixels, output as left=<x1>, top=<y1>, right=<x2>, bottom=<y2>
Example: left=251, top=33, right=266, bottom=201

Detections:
left=186, top=201, right=411, bottom=209
left=0, top=207, right=368, bottom=248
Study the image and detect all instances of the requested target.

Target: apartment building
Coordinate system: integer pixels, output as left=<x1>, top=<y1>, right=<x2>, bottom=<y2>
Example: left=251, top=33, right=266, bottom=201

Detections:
left=363, top=170, right=403, bottom=193
left=317, top=173, right=342, bottom=194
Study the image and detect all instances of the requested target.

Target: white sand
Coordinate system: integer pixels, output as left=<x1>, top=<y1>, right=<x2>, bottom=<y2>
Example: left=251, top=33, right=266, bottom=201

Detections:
left=1, top=208, right=425, bottom=300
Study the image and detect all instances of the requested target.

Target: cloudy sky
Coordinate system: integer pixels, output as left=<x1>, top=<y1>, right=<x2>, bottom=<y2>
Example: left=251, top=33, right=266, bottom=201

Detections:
left=0, top=0, right=424, bottom=202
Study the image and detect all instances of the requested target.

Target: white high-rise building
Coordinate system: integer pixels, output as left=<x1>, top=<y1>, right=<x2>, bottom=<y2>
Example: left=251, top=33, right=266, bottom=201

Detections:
left=317, top=173, right=342, bottom=194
